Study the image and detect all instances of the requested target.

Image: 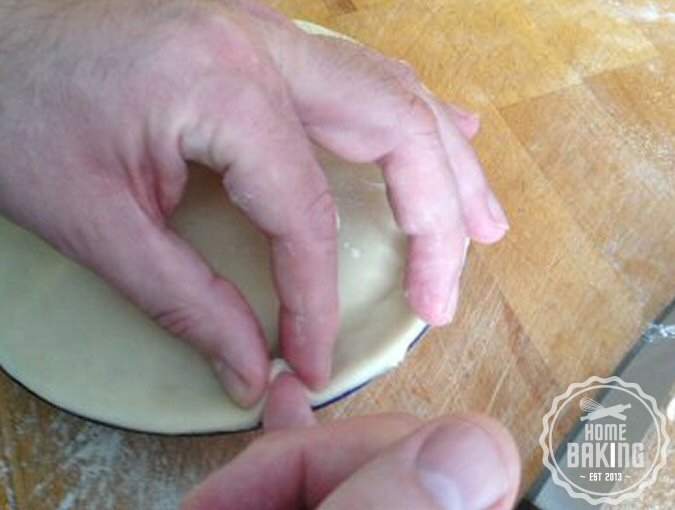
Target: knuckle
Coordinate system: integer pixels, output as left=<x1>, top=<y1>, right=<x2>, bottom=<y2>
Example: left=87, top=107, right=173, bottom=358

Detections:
left=323, top=39, right=376, bottom=78
left=150, top=5, right=270, bottom=79
left=403, top=94, right=437, bottom=134
left=399, top=209, right=437, bottom=236
left=389, top=58, right=421, bottom=90
left=149, top=276, right=234, bottom=355
left=278, top=187, right=338, bottom=243
left=152, top=305, right=203, bottom=340
left=300, top=189, right=339, bottom=241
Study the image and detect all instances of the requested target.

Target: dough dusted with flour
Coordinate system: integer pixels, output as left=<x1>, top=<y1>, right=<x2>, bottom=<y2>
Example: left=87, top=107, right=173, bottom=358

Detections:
left=0, top=144, right=426, bottom=433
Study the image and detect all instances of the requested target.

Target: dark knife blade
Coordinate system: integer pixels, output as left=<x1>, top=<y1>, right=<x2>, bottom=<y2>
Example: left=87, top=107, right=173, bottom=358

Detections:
left=519, top=298, right=675, bottom=510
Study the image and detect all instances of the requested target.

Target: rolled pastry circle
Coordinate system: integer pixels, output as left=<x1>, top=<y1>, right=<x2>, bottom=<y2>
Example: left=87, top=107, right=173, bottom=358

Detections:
left=0, top=22, right=427, bottom=434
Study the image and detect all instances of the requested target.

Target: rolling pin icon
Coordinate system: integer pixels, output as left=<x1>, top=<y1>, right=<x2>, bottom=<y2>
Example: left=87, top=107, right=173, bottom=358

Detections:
left=579, top=397, right=631, bottom=422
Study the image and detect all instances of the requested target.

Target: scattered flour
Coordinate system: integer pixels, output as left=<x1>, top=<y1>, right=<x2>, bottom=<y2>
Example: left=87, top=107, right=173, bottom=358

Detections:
left=0, top=457, right=17, bottom=510
left=342, top=240, right=363, bottom=260
left=56, top=493, right=76, bottom=510
left=606, top=0, right=675, bottom=23
left=4, top=401, right=206, bottom=510
left=646, top=322, right=675, bottom=341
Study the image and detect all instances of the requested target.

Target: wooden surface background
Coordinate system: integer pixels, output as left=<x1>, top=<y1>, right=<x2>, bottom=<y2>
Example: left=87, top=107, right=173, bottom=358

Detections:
left=1, top=0, right=674, bottom=508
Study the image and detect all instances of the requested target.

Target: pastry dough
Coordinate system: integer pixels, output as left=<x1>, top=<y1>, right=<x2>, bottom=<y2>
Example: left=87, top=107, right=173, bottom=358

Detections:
left=0, top=22, right=427, bottom=434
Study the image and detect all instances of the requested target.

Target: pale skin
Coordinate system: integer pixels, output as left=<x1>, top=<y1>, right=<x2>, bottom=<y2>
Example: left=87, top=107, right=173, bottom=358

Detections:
left=0, top=0, right=517, bottom=507
left=183, top=373, right=521, bottom=510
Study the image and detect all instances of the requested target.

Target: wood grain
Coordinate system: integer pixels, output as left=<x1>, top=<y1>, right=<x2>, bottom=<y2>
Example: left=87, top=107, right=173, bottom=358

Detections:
left=1, top=0, right=674, bottom=508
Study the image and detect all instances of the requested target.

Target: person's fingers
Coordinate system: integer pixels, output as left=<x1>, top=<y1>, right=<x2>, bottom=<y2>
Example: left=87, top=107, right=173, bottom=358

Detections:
left=181, top=414, right=520, bottom=510
left=386, top=72, right=507, bottom=245
left=421, top=92, right=509, bottom=244
left=182, top=413, right=421, bottom=510
left=320, top=416, right=520, bottom=510
left=277, top=35, right=469, bottom=325
left=180, top=74, right=339, bottom=390
left=263, top=367, right=317, bottom=431
left=380, top=99, right=467, bottom=326
left=68, top=193, right=269, bottom=407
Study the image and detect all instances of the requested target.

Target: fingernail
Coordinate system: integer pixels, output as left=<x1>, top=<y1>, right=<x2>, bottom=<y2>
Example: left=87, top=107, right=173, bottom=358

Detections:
left=416, top=422, right=509, bottom=510
left=304, top=352, right=332, bottom=392
left=422, top=283, right=458, bottom=326
left=213, top=360, right=254, bottom=407
left=420, top=291, right=450, bottom=326
left=487, top=192, right=510, bottom=231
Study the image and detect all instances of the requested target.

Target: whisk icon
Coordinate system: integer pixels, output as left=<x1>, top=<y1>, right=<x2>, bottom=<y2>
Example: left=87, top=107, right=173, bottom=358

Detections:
left=579, top=397, right=631, bottom=421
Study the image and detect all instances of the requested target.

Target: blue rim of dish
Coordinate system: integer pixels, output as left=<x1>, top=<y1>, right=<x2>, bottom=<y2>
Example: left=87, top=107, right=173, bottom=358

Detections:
left=0, top=324, right=431, bottom=437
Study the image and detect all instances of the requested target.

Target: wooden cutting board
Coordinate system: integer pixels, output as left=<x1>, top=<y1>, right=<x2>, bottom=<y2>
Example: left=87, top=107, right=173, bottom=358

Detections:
left=1, top=0, right=673, bottom=508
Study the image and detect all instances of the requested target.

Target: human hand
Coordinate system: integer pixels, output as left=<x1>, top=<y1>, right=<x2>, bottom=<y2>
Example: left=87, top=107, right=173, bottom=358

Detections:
left=0, top=0, right=508, bottom=407
left=183, top=373, right=521, bottom=510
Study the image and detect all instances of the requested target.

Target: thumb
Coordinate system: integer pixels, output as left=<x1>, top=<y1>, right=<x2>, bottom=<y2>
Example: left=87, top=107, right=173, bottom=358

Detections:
left=263, top=363, right=317, bottom=432
left=319, top=417, right=520, bottom=510
left=67, top=193, right=269, bottom=407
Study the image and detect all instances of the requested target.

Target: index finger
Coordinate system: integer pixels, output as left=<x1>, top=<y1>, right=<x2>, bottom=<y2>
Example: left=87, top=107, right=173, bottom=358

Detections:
left=181, top=77, right=339, bottom=390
